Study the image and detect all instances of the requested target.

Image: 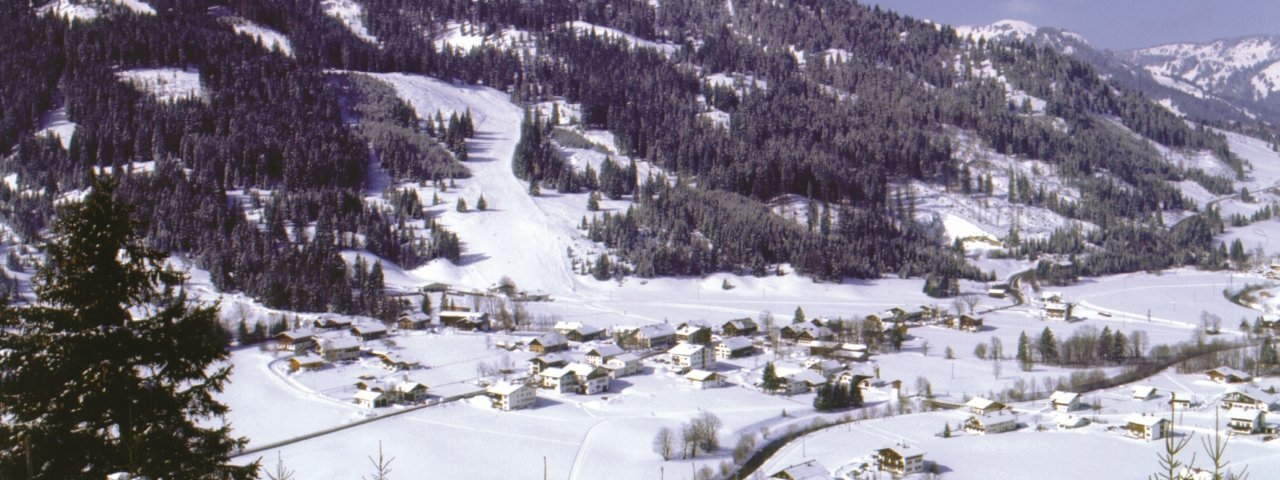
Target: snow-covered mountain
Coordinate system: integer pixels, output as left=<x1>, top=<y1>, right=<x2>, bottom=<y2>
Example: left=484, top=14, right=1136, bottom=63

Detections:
left=1120, top=36, right=1280, bottom=102
left=959, top=20, right=1280, bottom=125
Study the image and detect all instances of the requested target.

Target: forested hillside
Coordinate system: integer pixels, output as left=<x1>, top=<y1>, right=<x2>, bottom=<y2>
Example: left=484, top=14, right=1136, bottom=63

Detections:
left=0, top=0, right=1252, bottom=315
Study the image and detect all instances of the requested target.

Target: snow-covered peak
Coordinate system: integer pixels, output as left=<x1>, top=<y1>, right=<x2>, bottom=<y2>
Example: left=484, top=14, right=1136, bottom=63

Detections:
left=1124, top=35, right=1280, bottom=97
left=321, top=0, right=378, bottom=45
left=956, top=19, right=1038, bottom=43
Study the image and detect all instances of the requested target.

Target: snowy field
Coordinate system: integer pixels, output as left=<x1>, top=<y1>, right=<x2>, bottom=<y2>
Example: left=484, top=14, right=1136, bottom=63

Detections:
left=117, top=68, right=204, bottom=103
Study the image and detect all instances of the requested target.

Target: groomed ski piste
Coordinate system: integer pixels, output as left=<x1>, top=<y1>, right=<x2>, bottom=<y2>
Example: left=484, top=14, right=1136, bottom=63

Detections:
left=168, top=73, right=1280, bottom=479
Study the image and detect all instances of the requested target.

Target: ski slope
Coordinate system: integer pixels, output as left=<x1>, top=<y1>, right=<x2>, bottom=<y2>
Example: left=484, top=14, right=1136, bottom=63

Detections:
left=356, top=72, right=577, bottom=294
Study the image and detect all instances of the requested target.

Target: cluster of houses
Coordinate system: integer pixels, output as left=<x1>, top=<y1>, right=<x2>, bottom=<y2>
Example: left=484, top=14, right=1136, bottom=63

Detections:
left=353, top=376, right=430, bottom=408
left=275, top=317, right=394, bottom=372
left=769, top=444, right=928, bottom=479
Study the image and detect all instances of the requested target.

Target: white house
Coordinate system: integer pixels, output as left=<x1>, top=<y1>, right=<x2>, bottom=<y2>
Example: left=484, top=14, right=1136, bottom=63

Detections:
left=538, top=366, right=576, bottom=393
left=565, top=362, right=610, bottom=395
left=685, top=369, right=724, bottom=389
left=604, top=352, right=642, bottom=378
left=966, top=397, right=1006, bottom=415
left=1132, top=385, right=1158, bottom=401
left=669, top=342, right=714, bottom=370
left=355, top=389, right=386, bottom=408
left=714, top=337, right=756, bottom=359
left=1056, top=414, right=1088, bottom=429
left=319, top=336, right=361, bottom=362
left=1207, top=367, right=1252, bottom=384
left=487, top=383, right=535, bottom=411
left=1221, top=387, right=1277, bottom=412
left=875, top=445, right=925, bottom=476
left=962, top=412, right=1019, bottom=434
left=1125, top=414, right=1170, bottom=441
left=1049, top=391, right=1082, bottom=412
left=1228, top=408, right=1264, bottom=434
left=586, top=344, right=625, bottom=366
left=392, top=381, right=429, bottom=403
left=804, top=358, right=843, bottom=377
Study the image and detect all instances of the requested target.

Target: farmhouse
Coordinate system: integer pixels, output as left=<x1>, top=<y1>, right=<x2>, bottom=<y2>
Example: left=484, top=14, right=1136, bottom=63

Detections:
left=586, top=344, right=625, bottom=366
left=1049, top=391, right=1082, bottom=412
left=676, top=323, right=712, bottom=345
left=769, top=460, right=829, bottom=480
left=487, top=383, right=535, bottom=411
left=963, top=412, right=1019, bottom=434
left=392, top=381, right=429, bottom=403
left=1125, top=414, right=1170, bottom=441
left=966, top=397, right=1007, bottom=415
left=288, top=354, right=326, bottom=372
left=988, top=284, right=1009, bottom=298
left=439, top=311, right=490, bottom=331
left=529, top=333, right=568, bottom=354
left=715, top=337, right=756, bottom=359
left=1227, top=408, right=1264, bottom=434
left=604, top=353, right=642, bottom=378
left=1132, top=385, right=1158, bottom=401
left=528, top=354, right=569, bottom=376
left=554, top=321, right=605, bottom=342
left=780, top=323, right=831, bottom=342
left=875, top=445, right=926, bottom=476
left=354, top=389, right=386, bottom=409
left=314, top=316, right=354, bottom=330
left=1044, top=301, right=1071, bottom=321
left=565, top=363, right=611, bottom=395
left=614, top=323, right=677, bottom=349
left=669, top=342, right=715, bottom=370
left=831, top=343, right=869, bottom=362
left=1056, top=414, right=1088, bottom=429
left=834, top=370, right=873, bottom=389
left=538, top=367, right=576, bottom=393
left=319, top=337, right=361, bottom=362
left=398, top=312, right=431, bottom=330
left=779, top=370, right=828, bottom=395
left=350, top=323, right=388, bottom=342
left=1206, top=367, right=1251, bottom=384
left=685, top=369, right=724, bottom=389
left=1221, top=388, right=1277, bottom=412
left=944, top=315, right=984, bottom=332
left=275, top=328, right=316, bottom=353
left=804, top=358, right=843, bottom=377
left=721, top=318, right=759, bottom=337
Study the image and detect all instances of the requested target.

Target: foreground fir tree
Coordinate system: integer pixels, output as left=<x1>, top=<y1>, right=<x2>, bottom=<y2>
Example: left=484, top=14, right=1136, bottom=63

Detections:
left=0, top=180, right=257, bottom=479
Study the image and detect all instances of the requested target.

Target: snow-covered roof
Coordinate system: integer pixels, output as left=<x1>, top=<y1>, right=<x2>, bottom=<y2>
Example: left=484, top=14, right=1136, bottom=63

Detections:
left=967, top=397, right=1004, bottom=411
left=677, top=324, right=708, bottom=335
left=770, top=460, right=829, bottom=480
left=787, top=370, right=828, bottom=386
left=1132, top=385, right=1157, bottom=397
left=1056, top=414, right=1087, bottom=428
left=532, top=353, right=569, bottom=364
left=722, top=318, right=757, bottom=330
left=540, top=367, right=572, bottom=378
left=685, top=369, right=719, bottom=381
left=533, top=333, right=567, bottom=346
left=1125, top=414, right=1168, bottom=427
left=324, top=337, right=361, bottom=350
left=394, top=381, right=426, bottom=393
left=1208, top=366, right=1251, bottom=380
left=588, top=344, right=624, bottom=358
left=292, top=354, right=324, bottom=364
left=1049, top=391, right=1080, bottom=405
left=354, top=390, right=383, bottom=401
left=352, top=323, right=387, bottom=334
left=277, top=328, right=315, bottom=340
left=609, top=353, right=641, bottom=363
left=440, top=310, right=488, bottom=319
left=565, top=363, right=604, bottom=377
left=717, top=337, right=754, bottom=350
left=668, top=343, right=706, bottom=356
left=635, top=323, right=676, bottom=337
left=1227, top=407, right=1263, bottom=422
left=487, top=383, right=530, bottom=395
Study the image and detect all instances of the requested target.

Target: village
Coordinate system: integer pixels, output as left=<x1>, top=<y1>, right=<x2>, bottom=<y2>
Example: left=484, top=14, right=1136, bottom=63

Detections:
left=236, top=276, right=1280, bottom=479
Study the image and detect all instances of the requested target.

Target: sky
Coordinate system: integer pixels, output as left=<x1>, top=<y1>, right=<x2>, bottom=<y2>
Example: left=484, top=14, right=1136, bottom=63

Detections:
left=867, top=0, right=1280, bottom=51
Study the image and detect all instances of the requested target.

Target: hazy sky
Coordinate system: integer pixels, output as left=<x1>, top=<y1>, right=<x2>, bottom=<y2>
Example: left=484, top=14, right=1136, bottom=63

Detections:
left=867, top=0, right=1280, bottom=51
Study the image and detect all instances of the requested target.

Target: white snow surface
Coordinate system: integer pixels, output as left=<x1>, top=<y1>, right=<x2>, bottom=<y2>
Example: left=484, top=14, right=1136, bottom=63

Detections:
left=36, top=107, right=77, bottom=150
left=321, top=0, right=377, bottom=45
left=352, top=72, right=577, bottom=294
left=567, top=21, right=678, bottom=57
left=434, top=21, right=535, bottom=58
left=38, top=0, right=154, bottom=21
left=226, top=18, right=294, bottom=57
left=117, top=68, right=204, bottom=103
left=1252, top=60, right=1280, bottom=98
left=955, top=19, right=1037, bottom=43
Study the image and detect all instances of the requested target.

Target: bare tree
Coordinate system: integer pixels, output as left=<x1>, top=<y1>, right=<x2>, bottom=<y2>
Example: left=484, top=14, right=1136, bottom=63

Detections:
left=962, top=293, right=982, bottom=314
left=652, top=427, right=676, bottom=461
left=691, top=412, right=724, bottom=452
left=1202, top=409, right=1249, bottom=480
left=265, top=452, right=295, bottom=480
left=365, top=441, right=395, bottom=480
left=1150, top=401, right=1193, bottom=480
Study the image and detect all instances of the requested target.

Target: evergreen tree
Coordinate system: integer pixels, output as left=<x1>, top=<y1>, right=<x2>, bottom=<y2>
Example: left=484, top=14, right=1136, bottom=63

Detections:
left=762, top=362, right=781, bottom=393
left=456, top=197, right=468, bottom=212
left=587, top=191, right=600, bottom=211
left=1016, top=331, right=1033, bottom=371
left=1039, top=327, right=1060, bottom=364
left=793, top=306, right=805, bottom=324
left=1261, top=337, right=1278, bottom=366
left=0, top=180, right=256, bottom=479
left=421, top=294, right=432, bottom=315
left=592, top=253, right=612, bottom=280
left=477, top=194, right=488, bottom=211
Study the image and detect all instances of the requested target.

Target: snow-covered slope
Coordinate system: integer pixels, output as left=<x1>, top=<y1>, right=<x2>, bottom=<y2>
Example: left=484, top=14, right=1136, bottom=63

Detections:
left=321, top=0, right=377, bottom=45
left=353, top=73, right=576, bottom=294
left=36, top=107, right=77, bottom=150
left=117, top=68, right=204, bottom=103
left=213, top=12, right=294, bottom=57
left=37, top=0, right=154, bottom=21
left=955, top=19, right=1038, bottom=43
left=434, top=21, right=535, bottom=57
